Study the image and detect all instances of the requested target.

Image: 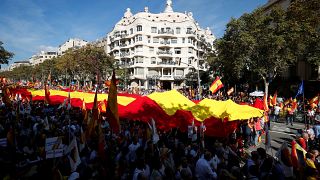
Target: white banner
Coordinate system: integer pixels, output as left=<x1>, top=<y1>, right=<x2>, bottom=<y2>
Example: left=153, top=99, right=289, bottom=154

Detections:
left=45, top=137, right=64, bottom=159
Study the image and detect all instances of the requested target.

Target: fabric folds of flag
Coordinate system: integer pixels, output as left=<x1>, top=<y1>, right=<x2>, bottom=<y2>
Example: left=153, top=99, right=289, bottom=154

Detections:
left=209, top=76, right=224, bottom=94
left=272, top=91, right=277, bottom=106
left=86, top=90, right=99, bottom=139
left=106, top=70, right=120, bottom=134
left=295, top=80, right=304, bottom=98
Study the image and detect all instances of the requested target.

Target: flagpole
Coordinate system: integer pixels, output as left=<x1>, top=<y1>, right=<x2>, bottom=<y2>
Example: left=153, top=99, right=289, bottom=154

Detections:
left=303, top=83, right=306, bottom=127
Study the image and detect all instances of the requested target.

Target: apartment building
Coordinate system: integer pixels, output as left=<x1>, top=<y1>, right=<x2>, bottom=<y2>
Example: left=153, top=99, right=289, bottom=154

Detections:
left=106, top=0, right=215, bottom=89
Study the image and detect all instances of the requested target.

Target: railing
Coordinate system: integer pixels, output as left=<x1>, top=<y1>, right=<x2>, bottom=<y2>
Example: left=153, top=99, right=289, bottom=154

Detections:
left=157, top=51, right=173, bottom=55
left=173, top=75, right=184, bottom=80
left=120, top=52, right=130, bottom=57
left=160, top=41, right=170, bottom=45
left=157, top=61, right=176, bottom=65
left=158, top=30, right=174, bottom=35
left=120, top=34, right=128, bottom=38
left=146, top=75, right=161, bottom=79
left=186, top=31, right=196, bottom=35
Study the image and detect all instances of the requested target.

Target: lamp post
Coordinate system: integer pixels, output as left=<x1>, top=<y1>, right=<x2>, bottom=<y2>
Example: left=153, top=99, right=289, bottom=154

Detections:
left=196, top=59, right=201, bottom=100
left=180, top=59, right=201, bottom=100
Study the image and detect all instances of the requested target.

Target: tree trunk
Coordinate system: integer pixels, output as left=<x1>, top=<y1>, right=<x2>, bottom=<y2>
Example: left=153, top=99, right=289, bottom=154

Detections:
left=263, top=77, right=269, bottom=103
left=318, top=65, right=320, bottom=80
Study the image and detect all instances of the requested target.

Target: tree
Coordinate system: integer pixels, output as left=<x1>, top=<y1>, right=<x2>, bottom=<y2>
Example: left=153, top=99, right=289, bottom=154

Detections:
left=286, top=0, right=320, bottom=79
left=77, top=45, right=116, bottom=84
left=0, top=41, right=14, bottom=64
left=215, top=7, right=294, bottom=97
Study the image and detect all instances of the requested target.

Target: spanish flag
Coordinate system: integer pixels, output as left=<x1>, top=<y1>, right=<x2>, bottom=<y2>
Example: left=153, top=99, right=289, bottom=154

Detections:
left=272, top=91, right=277, bottom=106
left=106, top=70, right=120, bottom=134
left=209, top=76, right=224, bottom=94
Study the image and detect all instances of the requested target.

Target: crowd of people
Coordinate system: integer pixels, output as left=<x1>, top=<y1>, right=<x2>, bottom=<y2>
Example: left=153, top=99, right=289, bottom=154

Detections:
left=0, top=85, right=319, bottom=179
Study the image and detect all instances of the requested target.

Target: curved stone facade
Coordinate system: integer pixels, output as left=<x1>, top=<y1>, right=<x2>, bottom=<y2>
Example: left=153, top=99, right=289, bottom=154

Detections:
left=106, top=0, right=215, bottom=90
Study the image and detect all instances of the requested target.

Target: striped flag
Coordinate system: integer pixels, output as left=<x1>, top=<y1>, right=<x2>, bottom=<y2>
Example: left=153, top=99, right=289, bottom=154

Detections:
left=209, top=76, right=224, bottom=94
left=106, top=70, right=120, bottom=134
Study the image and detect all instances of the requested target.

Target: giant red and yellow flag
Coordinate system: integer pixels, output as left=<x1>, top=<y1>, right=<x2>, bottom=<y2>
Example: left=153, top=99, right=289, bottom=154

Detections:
left=209, top=77, right=224, bottom=94
left=106, top=70, right=120, bottom=134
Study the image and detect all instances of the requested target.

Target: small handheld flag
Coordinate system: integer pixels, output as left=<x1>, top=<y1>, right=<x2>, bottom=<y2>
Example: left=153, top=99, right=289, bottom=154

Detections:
left=209, top=76, right=224, bottom=94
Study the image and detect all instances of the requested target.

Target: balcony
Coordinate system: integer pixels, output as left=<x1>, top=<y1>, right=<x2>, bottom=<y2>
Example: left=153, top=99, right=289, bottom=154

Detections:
left=173, top=75, right=184, bottom=80
left=186, top=30, right=196, bottom=35
left=157, top=61, right=177, bottom=65
left=159, top=41, right=171, bottom=45
left=120, top=34, right=128, bottom=38
left=146, top=75, right=161, bottom=79
left=158, top=30, right=174, bottom=35
left=120, top=52, right=130, bottom=57
left=119, top=44, right=127, bottom=47
left=157, top=50, right=173, bottom=55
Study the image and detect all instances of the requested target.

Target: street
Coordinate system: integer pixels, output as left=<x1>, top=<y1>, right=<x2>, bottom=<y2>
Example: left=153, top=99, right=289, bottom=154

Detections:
left=248, top=120, right=306, bottom=156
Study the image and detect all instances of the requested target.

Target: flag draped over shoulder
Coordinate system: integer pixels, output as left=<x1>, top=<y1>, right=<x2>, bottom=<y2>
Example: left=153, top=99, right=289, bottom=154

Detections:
left=106, top=70, right=120, bottom=134
left=209, top=76, right=224, bottom=94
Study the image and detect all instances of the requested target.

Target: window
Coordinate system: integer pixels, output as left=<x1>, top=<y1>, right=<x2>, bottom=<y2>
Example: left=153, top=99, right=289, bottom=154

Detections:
left=176, top=27, right=181, bottom=34
left=151, top=57, right=156, bottom=64
left=130, top=28, right=133, bottom=34
left=148, top=36, right=151, bottom=43
left=149, top=47, right=154, bottom=53
left=171, top=38, right=177, bottom=44
left=136, top=35, right=143, bottom=41
left=151, top=27, right=157, bottom=33
left=187, top=28, right=192, bottom=34
left=182, top=38, right=185, bottom=43
left=135, top=56, right=144, bottom=63
left=188, top=47, right=193, bottom=53
left=174, top=48, right=181, bottom=54
left=137, top=25, right=142, bottom=31
left=136, top=68, right=144, bottom=75
left=153, top=37, right=159, bottom=43
left=188, top=58, right=192, bottom=65
left=163, top=69, right=171, bottom=76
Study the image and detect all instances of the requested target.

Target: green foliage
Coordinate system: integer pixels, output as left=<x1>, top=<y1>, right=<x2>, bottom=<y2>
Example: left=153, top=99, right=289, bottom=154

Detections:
left=0, top=45, right=116, bottom=84
left=0, top=41, right=14, bottom=64
left=210, top=0, right=320, bottom=84
left=215, top=7, right=293, bottom=82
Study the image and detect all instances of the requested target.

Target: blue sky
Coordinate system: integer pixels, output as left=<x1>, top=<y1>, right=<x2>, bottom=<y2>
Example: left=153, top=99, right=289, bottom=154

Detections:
left=0, top=0, right=267, bottom=67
